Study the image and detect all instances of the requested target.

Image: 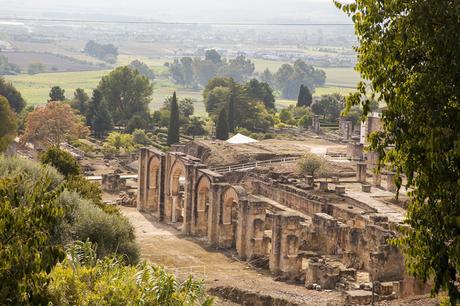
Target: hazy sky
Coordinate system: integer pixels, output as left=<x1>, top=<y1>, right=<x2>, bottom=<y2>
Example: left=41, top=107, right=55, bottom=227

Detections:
left=0, top=0, right=352, bottom=23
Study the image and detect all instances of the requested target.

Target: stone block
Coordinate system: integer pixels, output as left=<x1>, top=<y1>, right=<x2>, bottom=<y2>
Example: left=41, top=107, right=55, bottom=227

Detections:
left=319, top=181, right=328, bottom=191
left=335, top=186, right=346, bottom=195
left=362, top=184, right=371, bottom=193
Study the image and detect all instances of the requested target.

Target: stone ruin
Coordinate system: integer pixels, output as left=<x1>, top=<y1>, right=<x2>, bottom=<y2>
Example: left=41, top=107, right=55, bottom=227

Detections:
left=137, top=114, right=429, bottom=304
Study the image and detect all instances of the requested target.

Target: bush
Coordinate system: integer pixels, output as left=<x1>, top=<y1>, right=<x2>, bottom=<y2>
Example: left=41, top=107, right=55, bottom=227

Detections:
left=297, top=153, right=326, bottom=177
left=40, top=146, right=81, bottom=178
left=48, top=242, right=214, bottom=306
left=71, top=198, right=139, bottom=264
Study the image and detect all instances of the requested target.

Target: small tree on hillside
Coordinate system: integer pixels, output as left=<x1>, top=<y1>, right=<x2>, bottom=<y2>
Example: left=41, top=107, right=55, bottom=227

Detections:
left=216, top=108, right=229, bottom=141
left=167, top=92, right=180, bottom=145
left=71, top=88, right=89, bottom=115
left=49, top=86, right=66, bottom=102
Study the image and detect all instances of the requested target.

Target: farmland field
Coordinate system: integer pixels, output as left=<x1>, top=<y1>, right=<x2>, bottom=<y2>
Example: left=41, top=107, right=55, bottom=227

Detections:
left=1, top=51, right=102, bottom=73
left=4, top=56, right=358, bottom=115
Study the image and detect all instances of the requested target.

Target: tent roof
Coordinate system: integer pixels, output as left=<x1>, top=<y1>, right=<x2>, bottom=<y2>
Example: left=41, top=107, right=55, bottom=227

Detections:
left=226, top=133, right=258, bottom=144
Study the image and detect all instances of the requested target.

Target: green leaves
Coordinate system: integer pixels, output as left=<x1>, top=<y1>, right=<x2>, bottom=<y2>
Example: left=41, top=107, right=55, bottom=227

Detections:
left=339, top=0, right=460, bottom=303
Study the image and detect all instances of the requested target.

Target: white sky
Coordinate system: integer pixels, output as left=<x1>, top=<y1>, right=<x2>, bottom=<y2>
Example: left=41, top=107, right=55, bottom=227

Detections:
left=0, top=0, right=352, bottom=23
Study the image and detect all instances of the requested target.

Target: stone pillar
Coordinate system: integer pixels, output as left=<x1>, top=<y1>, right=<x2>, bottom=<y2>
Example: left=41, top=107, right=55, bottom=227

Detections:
left=207, top=183, right=223, bottom=246
left=269, top=212, right=302, bottom=279
left=373, top=172, right=382, bottom=187
left=319, top=181, right=328, bottom=191
left=137, top=148, right=148, bottom=211
left=386, top=172, right=397, bottom=192
left=347, top=143, right=364, bottom=160
left=356, top=162, right=367, bottom=183
left=335, top=186, right=346, bottom=195
left=236, top=200, right=266, bottom=260
left=343, top=120, right=353, bottom=141
left=362, top=184, right=371, bottom=193
left=312, top=115, right=321, bottom=134
left=305, top=175, right=314, bottom=187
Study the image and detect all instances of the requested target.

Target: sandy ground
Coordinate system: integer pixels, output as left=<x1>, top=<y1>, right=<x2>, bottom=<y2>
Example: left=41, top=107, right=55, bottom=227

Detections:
left=121, top=206, right=343, bottom=305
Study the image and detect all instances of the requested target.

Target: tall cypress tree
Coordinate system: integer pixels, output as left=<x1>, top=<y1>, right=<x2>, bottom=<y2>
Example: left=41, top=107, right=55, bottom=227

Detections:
left=297, top=85, right=313, bottom=107
left=228, top=88, right=236, bottom=133
left=167, top=92, right=180, bottom=145
left=304, top=85, right=313, bottom=107
left=297, top=85, right=305, bottom=107
left=216, top=108, right=229, bottom=141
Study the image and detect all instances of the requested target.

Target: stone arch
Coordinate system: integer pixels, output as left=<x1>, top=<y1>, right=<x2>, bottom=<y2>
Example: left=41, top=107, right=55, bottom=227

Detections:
left=193, top=174, right=212, bottom=236
left=146, top=156, right=161, bottom=213
left=168, top=159, right=187, bottom=224
left=221, top=186, right=247, bottom=247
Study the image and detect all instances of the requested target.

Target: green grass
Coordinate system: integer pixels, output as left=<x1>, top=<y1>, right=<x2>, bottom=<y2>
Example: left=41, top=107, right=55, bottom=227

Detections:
left=4, top=70, right=110, bottom=105
left=5, top=69, right=206, bottom=114
left=4, top=56, right=358, bottom=117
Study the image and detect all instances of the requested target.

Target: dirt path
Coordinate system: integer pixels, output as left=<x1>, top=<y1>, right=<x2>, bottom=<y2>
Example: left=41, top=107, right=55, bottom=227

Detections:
left=121, top=206, right=343, bottom=305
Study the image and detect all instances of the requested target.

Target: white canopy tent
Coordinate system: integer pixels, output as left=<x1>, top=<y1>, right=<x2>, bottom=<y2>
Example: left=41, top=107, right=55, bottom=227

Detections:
left=226, top=133, right=258, bottom=144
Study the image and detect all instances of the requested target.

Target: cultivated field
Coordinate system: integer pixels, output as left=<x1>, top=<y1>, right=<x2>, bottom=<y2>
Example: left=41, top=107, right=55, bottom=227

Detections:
left=1, top=51, right=101, bottom=73
left=4, top=56, right=358, bottom=113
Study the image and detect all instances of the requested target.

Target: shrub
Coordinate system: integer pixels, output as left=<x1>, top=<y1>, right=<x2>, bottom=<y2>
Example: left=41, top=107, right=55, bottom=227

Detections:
left=297, top=153, right=326, bottom=177
left=48, top=241, right=214, bottom=306
left=71, top=198, right=139, bottom=264
left=40, top=146, right=81, bottom=178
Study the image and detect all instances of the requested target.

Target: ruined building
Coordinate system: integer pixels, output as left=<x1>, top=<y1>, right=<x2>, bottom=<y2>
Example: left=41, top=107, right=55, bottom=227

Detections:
left=137, top=115, right=428, bottom=304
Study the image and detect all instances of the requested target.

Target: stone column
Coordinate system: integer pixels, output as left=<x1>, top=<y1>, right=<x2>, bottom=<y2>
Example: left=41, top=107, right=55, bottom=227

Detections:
left=343, top=120, right=353, bottom=141
left=305, top=175, right=314, bottom=187
left=269, top=212, right=302, bottom=279
left=137, top=148, right=148, bottom=211
left=236, top=200, right=266, bottom=260
left=356, top=162, right=367, bottom=183
left=312, top=115, right=321, bottom=134
left=386, top=172, right=397, bottom=192
left=373, top=172, right=381, bottom=187
left=207, top=183, right=224, bottom=247
left=347, top=143, right=363, bottom=160
left=319, top=181, right=328, bottom=191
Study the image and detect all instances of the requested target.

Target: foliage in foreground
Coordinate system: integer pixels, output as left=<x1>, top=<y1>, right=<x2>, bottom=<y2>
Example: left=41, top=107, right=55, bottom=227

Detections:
left=0, top=95, right=18, bottom=152
left=48, top=241, right=214, bottom=306
left=0, top=173, right=65, bottom=304
left=337, top=0, right=460, bottom=303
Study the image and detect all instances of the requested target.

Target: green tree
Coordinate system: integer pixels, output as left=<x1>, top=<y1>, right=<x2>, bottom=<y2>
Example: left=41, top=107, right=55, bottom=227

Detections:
left=275, top=60, right=325, bottom=99
left=245, top=78, right=276, bottom=110
left=132, top=129, right=151, bottom=145
left=179, top=98, right=194, bottom=118
left=0, top=96, right=17, bottom=152
left=129, top=59, right=156, bottom=80
left=216, top=108, right=229, bottom=141
left=205, top=49, right=222, bottom=64
left=40, top=146, right=80, bottom=178
left=126, top=113, right=149, bottom=133
left=228, top=86, right=236, bottom=133
left=185, top=117, right=207, bottom=137
left=297, top=85, right=312, bottom=107
left=167, top=92, right=180, bottom=145
left=71, top=88, right=89, bottom=115
left=0, top=77, right=26, bottom=113
left=49, top=86, right=66, bottom=101
left=297, top=153, right=326, bottom=177
left=337, top=0, right=460, bottom=303
left=86, top=89, right=113, bottom=137
left=97, top=66, right=153, bottom=125
left=279, top=109, right=293, bottom=124
left=0, top=173, right=65, bottom=304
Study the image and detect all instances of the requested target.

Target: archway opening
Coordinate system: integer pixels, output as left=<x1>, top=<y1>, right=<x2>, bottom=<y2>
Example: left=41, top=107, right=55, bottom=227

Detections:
left=195, top=176, right=211, bottom=236
left=170, top=165, right=186, bottom=227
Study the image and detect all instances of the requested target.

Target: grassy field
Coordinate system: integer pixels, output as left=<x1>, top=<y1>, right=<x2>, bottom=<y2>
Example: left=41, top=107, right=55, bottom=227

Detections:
left=4, top=57, right=358, bottom=115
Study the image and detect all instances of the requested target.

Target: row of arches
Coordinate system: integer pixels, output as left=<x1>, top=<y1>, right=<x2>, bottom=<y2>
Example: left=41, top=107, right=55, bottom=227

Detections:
left=139, top=149, right=243, bottom=248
